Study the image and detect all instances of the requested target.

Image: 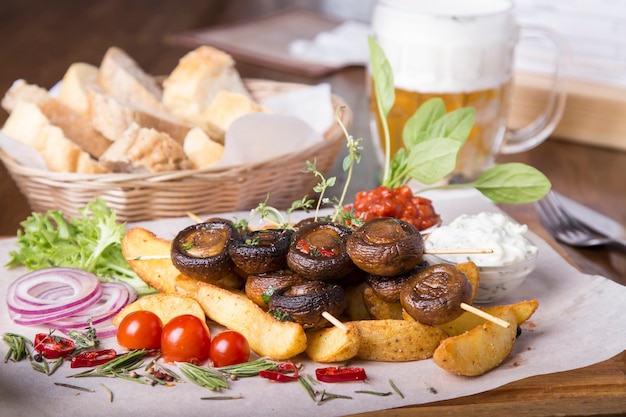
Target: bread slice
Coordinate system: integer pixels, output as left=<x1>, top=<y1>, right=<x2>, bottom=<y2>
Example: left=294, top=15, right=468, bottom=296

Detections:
left=99, top=123, right=193, bottom=173
left=2, top=102, right=107, bottom=173
left=57, top=62, right=99, bottom=114
left=1, top=79, right=112, bottom=158
left=97, top=46, right=167, bottom=115
left=200, top=90, right=267, bottom=142
left=182, top=127, right=224, bottom=169
left=87, top=85, right=192, bottom=144
left=162, top=46, right=250, bottom=128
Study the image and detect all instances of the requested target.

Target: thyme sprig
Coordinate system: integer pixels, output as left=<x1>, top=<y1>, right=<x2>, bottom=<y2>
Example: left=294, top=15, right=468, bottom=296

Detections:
left=66, top=320, right=99, bottom=353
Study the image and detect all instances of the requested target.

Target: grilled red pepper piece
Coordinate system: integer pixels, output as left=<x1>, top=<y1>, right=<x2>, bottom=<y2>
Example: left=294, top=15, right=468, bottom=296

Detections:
left=259, top=362, right=299, bottom=382
left=70, top=349, right=117, bottom=368
left=315, top=366, right=367, bottom=382
left=33, top=333, right=75, bottom=359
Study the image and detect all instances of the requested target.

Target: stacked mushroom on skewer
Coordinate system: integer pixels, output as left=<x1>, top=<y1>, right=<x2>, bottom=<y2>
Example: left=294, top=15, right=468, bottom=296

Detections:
left=160, top=215, right=506, bottom=331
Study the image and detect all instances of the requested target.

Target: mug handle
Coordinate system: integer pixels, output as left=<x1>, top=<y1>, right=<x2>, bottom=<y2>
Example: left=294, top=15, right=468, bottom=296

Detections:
left=500, top=26, right=569, bottom=154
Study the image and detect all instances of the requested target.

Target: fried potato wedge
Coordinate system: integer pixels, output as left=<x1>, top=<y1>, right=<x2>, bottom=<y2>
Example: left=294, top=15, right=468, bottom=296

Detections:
left=343, top=282, right=371, bottom=321
left=195, top=282, right=307, bottom=360
left=122, top=227, right=198, bottom=297
left=113, top=293, right=205, bottom=326
left=354, top=319, right=446, bottom=362
left=122, top=227, right=243, bottom=295
left=305, top=322, right=360, bottom=363
left=362, top=286, right=403, bottom=320
left=455, top=261, right=480, bottom=303
left=438, top=299, right=539, bottom=337
left=433, top=308, right=518, bottom=376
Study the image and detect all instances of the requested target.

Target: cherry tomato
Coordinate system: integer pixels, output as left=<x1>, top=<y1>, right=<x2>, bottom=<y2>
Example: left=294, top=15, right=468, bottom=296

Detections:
left=116, top=310, right=163, bottom=349
left=161, top=314, right=211, bottom=364
left=209, top=330, right=250, bottom=367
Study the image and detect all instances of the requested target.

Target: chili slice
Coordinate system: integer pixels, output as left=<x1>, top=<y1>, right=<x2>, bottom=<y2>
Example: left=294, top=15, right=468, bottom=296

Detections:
left=258, top=362, right=299, bottom=382
left=315, top=366, right=367, bottom=383
left=70, top=349, right=117, bottom=368
left=33, top=333, right=75, bottom=359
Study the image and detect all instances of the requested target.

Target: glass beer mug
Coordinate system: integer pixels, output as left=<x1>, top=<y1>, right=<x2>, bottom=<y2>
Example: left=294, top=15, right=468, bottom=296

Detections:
left=368, top=0, right=568, bottom=183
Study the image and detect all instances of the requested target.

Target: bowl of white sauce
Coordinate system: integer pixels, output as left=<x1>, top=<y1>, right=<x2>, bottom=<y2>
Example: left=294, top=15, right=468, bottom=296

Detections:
left=424, top=211, right=538, bottom=304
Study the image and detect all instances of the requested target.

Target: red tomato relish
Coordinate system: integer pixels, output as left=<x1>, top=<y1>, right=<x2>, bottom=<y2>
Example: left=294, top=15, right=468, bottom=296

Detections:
left=351, top=185, right=440, bottom=231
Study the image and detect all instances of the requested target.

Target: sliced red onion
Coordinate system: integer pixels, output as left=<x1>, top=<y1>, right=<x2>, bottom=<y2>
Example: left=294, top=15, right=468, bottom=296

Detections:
left=7, top=267, right=101, bottom=315
left=6, top=268, right=136, bottom=338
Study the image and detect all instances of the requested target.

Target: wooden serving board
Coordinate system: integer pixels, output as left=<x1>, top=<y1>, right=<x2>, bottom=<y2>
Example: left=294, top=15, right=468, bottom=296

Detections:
left=510, top=72, right=626, bottom=151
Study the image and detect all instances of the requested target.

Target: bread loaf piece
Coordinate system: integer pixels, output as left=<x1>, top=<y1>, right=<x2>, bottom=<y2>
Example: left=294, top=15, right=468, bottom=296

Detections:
left=98, top=46, right=167, bottom=115
left=57, top=62, right=99, bottom=114
left=88, top=86, right=192, bottom=144
left=162, top=46, right=250, bottom=128
left=99, top=123, right=193, bottom=173
left=1, top=79, right=112, bottom=158
left=2, top=102, right=107, bottom=173
left=200, top=90, right=267, bottom=142
left=182, top=127, right=224, bottom=169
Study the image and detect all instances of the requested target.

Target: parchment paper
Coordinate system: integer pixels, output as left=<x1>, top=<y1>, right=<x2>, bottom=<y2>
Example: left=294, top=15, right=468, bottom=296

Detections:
left=1, top=189, right=625, bottom=417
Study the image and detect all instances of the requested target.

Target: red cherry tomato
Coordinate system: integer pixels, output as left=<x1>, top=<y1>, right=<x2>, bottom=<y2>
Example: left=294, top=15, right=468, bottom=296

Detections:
left=116, top=310, right=163, bottom=349
left=209, top=330, right=250, bottom=367
left=161, top=315, right=211, bottom=364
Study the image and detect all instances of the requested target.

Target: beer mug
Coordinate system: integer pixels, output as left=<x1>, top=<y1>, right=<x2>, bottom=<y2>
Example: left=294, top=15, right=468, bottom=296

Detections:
left=368, top=0, right=568, bottom=183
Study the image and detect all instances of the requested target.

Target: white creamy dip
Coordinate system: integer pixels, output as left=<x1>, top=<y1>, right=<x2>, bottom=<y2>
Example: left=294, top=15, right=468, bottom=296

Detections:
left=425, top=211, right=538, bottom=267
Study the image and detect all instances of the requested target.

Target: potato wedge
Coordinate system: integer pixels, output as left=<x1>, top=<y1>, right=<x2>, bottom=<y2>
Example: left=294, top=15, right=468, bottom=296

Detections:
left=195, top=282, right=307, bottom=360
left=343, top=282, right=371, bottom=321
left=362, top=286, right=403, bottom=320
left=455, top=261, right=480, bottom=303
left=122, top=227, right=198, bottom=296
left=305, top=322, right=360, bottom=363
left=354, top=319, right=446, bottom=362
left=112, top=293, right=205, bottom=327
left=433, top=308, right=517, bottom=376
left=122, top=227, right=243, bottom=295
left=438, top=299, right=539, bottom=337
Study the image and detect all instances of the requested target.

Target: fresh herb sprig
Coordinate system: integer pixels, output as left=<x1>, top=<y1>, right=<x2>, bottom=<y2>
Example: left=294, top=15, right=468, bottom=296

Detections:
left=68, top=349, right=148, bottom=383
left=368, top=36, right=551, bottom=203
left=3, top=333, right=32, bottom=362
left=178, top=359, right=279, bottom=391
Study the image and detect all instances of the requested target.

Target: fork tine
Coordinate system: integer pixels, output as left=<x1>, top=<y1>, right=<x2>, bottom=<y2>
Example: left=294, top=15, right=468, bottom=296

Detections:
left=546, top=192, right=596, bottom=236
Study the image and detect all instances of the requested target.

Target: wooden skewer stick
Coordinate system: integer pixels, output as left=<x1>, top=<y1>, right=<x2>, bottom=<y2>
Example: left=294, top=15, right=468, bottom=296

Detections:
left=425, top=248, right=493, bottom=254
left=321, top=311, right=348, bottom=333
left=186, top=212, right=203, bottom=223
left=460, top=303, right=511, bottom=328
left=126, top=255, right=170, bottom=261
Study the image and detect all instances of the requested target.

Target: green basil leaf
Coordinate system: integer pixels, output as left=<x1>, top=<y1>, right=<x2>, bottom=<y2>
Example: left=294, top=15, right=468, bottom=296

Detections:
left=402, top=98, right=446, bottom=147
left=470, top=163, right=552, bottom=203
left=427, top=107, right=476, bottom=143
left=405, top=138, right=462, bottom=185
left=368, top=36, right=395, bottom=118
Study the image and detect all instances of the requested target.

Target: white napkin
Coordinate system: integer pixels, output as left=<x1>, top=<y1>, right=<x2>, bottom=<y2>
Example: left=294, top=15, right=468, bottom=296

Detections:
left=289, top=20, right=371, bottom=67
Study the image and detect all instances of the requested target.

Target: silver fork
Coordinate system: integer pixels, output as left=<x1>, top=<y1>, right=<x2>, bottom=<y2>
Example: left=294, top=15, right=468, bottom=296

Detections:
left=534, top=192, right=626, bottom=250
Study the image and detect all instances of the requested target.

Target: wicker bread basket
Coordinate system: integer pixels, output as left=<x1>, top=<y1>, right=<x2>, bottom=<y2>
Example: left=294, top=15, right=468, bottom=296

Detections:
left=0, top=79, right=352, bottom=222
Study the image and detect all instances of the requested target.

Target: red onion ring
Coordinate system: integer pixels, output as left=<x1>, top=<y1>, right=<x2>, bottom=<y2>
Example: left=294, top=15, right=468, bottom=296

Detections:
left=6, top=268, right=136, bottom=337
left=48, top=281, right=136, bottom=329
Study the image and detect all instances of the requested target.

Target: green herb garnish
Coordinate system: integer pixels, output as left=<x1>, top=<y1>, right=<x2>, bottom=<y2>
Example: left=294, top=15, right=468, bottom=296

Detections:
left=368, top=36, right=551, bottom=203
left=6, top=199, right=154, bottom=295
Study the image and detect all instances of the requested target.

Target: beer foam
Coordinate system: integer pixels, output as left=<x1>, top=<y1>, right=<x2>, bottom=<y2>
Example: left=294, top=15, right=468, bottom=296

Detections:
left=371, top=0, right=518, bottom=93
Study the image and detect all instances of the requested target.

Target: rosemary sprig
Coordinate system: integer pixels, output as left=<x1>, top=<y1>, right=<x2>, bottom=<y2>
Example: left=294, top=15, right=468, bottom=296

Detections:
left=216, top=358, right=278, bottom=378
left=355, top=390, right=392, bottom=396
left=2, top=333, right=32, bottom=362
left=177, top=362, right=229, bottom=391
left=31, top=357, right=63, bottom=376
left=388, top=378, right=404, bottom=398
left=68, top=349, right=147, bottom=382
left=54, top=382, right=95, bottom=393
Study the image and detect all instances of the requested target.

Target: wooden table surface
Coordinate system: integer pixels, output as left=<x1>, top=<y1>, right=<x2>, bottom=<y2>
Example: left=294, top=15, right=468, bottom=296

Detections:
left=0, top=1, right=624, bottom=416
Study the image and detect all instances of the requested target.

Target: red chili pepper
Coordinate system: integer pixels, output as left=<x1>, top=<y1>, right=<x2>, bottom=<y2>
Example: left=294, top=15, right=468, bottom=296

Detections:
left=296, top=239, right=335, bottom=258
left=315, top=366, right=367, bottom=383
left=70, top=349, right=117, bottom=368
left=259, top=362, right=299, bottom=382
left=33, top=333, right=75, bottom=359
